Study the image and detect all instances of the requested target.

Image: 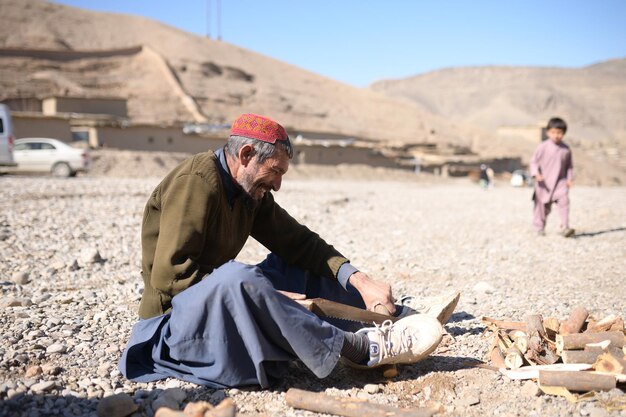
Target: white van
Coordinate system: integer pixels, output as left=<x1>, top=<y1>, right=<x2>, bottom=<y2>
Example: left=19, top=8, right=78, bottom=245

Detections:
left=0, top=104, right=17, bottom=167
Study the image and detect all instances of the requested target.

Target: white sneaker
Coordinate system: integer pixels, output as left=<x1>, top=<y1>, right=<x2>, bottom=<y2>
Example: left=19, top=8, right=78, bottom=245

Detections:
left=354, top=315, right=443, bottom=368
left=397, top=291, right=460, bottom=324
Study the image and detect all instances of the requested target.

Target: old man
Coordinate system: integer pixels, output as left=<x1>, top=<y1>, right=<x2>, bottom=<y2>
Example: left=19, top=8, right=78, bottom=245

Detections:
left=119, top=113, right=458, bottom=388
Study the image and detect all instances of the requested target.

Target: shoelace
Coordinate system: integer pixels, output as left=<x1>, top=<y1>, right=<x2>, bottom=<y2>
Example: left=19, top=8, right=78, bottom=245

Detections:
left=398, top=295, right=426, bottom=311
left=371, top=319, right=411, bottom=360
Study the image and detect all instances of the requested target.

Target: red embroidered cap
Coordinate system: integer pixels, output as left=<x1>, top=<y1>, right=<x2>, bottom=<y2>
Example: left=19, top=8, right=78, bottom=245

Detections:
left=230, top=113, right=289, bottom=144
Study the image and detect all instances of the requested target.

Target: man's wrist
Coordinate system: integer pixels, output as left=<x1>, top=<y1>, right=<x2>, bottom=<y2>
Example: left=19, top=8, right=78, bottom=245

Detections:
left=337, top=262, right=358, bottom=290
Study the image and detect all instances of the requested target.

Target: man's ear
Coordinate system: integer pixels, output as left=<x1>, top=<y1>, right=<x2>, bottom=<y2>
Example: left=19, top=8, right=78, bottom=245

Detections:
left=238, top=144, right=255, bottom=167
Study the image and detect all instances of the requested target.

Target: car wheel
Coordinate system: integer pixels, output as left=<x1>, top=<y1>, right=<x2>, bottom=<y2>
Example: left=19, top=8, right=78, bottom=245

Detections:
left=52, top=162, right=72, bottom=177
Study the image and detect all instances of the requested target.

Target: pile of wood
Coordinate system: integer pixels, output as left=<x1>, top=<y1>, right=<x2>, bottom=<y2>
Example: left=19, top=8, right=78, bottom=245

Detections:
left=483, top=308, right=626, bottom=393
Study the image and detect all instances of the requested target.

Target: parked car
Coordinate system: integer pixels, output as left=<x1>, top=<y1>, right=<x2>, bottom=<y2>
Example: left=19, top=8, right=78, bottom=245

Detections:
left=0, top=104, right=17, bottom=168
left=11, top=138, right=91, bottom=177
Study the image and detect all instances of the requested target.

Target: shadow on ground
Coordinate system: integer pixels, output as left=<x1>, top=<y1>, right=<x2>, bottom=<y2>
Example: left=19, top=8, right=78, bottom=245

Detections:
left=571, top=227, right=626, bottom=239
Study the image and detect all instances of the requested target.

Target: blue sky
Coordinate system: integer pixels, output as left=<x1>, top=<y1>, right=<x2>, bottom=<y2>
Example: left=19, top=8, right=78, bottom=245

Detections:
left=52, top=1, right=626, bottom=87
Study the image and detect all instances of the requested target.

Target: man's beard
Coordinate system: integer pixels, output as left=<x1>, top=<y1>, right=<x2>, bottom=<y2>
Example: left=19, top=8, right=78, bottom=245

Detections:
left=239, top=169, right=267, bottom=210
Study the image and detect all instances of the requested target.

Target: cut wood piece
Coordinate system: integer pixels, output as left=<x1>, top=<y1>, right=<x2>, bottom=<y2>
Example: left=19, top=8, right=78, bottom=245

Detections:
left=561, top=350, right=603, bottom=364
left=543, top=317, right=560, bottom=338
left=482, top=317, right=526, bottom=331
left=525, top=314, right=559, bottom=365
left=509, top=330, right=529, bottom=353
left=585, top=314, right=618, bottom=333
left=609, top=317, right=624, bottom=332
left=559, top=307, right=589, bottom=335
left=585, top=340, right=611, bottom=354
left=593, top=349, right=626, bottom=375
left=490, top=344, right=506, bottom=369
left=500, top=363, right=593, bottom=380
left=285, top=388, right=435, bottom=417
left=505, top=346, right=525, bottom=369
left=556, top=331, right=626, bottom=352
left=538, top=370, right=616, bottom=392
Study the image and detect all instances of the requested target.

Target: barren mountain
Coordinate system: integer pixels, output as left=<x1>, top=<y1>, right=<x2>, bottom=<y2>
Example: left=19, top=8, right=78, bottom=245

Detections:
left=0, top=0, right=473, bottom=147
left=370, top=60, right=626, bottom=147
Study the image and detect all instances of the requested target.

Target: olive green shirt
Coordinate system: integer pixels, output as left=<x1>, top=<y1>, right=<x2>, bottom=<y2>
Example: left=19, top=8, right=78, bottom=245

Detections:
left=138, top=149, right=349, bottom=319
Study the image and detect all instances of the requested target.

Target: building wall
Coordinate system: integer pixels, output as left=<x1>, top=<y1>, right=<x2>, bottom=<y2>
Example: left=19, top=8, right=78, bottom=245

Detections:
left=96, top=125, right=225, bottom=153
left=497, top=125, right=542, bottom=143
left=43, top=97, right=128, bottom=118
left=12, top=116, right=73, bottom=142
left=293, top=144, right=403, bottom=169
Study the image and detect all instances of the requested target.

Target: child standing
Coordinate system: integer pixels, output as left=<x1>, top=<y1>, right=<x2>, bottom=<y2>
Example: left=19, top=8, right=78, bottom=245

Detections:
left=530, top=117, right=574, bottom=237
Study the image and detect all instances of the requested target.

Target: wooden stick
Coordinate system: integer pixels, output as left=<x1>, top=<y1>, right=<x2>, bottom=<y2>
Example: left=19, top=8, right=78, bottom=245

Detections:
left=538, top=370, right=616, bottom=392
left=556, top=331, right=626, bottom=352
left=500, top=363, right=592, bottom=380
left=609, top=317, right=624, bottom=332
left=285, top=388, right=434, bottom=417
left=482, top=317, right=526, bottom=331
left=543, top=317, right=560, bottom=339
left=585, top=340, right=611, bottom=354
left=505, top=346, right=524, bottom=369
left=490, top=345, right=506, bottom=368
left=559, top=307, right=589, bottom=335
left=510, top=330, right=529, bottom=353
left=593, top=349, right=626, bottom=375
left=561, top=350, right=603, bottom=364
left=525, top=314, right=559, bottom=365
left=585, top=314, right=619, bottom=333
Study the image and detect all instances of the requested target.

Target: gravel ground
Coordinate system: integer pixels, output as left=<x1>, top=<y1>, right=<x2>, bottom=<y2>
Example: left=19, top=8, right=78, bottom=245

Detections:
left=0, top=173, right=625, bottom=417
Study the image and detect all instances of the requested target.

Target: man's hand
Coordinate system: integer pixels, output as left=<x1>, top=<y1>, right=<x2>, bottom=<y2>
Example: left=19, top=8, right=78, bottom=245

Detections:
left=566, top=180, right=573, bottom=188
left=534, top=174, right=544, bottom=182
left=348, top=271, right=396, bottom=315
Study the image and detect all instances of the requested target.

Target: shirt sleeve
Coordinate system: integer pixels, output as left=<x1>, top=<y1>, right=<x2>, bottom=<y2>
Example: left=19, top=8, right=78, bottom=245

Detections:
left=251, top=193, right=349, bottom=280
left=149, top=172, right=218, bottom=299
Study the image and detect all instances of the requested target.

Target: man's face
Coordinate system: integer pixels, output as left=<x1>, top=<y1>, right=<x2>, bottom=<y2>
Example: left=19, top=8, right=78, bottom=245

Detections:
left=239, top=147, right=290, bottom=202
left=547, top=128, right=565, bottom=144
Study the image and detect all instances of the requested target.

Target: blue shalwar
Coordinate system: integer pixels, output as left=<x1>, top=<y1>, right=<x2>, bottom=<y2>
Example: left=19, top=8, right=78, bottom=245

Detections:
left=119, top=254, right=367, bottom=388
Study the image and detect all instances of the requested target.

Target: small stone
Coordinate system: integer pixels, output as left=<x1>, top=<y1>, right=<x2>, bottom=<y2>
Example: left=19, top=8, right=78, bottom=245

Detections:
left=454, top=389, right=480, bottom=407
left=41, top=364, right=62, bottom=375
left=25, top=365, right=43, bottom=378
left=81, top=248, right=104, bottom=264
left=97, top=393, right=138, bottom=417
left=473, top=281, right=495, bottom=294
left=209, top=389, right=225, bottom=403
left=521, top=381, right=541, bottom=397
left=364, top=384, right=380, bottom=394
left=68, top=260, right=80, bottom=271
left=588, top=407, right=609, bottom=417
left=161, top=388, right=187, bottom=403
left=11, top=271, right=30, bottom=285
left=31, top=381, right=56, bottom=393
left=46, top=343, right=67, bottom=354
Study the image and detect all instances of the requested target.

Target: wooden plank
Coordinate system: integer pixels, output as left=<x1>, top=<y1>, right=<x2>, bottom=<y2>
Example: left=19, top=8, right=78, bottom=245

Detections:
left=538, top=370, right=616, bottom=392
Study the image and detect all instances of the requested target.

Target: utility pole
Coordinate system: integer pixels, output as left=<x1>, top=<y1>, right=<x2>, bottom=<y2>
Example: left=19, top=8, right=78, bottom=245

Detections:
left=206, top=0, right=222, bottom=41
left=206, top=0, right=211, bottom=38
left=217, top=0, right=222, bottom=41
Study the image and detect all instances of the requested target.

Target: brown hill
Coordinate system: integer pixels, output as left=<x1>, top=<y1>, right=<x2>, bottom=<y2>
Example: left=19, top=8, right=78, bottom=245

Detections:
left=0, top=0, right=473, bottom=147
left=371, top=61, right=626, bottom=184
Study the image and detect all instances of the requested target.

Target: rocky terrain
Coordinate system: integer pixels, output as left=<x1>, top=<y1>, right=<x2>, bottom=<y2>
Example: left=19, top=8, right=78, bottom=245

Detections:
left=0, top=167, right=624, bottom=416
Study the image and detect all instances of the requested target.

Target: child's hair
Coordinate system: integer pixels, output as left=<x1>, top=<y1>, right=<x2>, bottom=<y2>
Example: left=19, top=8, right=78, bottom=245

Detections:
left=546, top=117, right=567, bottom=133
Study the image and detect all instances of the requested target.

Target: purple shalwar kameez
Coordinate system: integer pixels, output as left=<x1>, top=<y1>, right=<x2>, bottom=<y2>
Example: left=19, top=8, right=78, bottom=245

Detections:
left=530, top=139, right=573, bottom=232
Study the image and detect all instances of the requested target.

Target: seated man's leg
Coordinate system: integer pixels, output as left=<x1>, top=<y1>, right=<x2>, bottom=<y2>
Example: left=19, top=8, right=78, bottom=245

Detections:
left=120, top=261, right=344, bottom=388
left=257, top=254, right=365, bottom=308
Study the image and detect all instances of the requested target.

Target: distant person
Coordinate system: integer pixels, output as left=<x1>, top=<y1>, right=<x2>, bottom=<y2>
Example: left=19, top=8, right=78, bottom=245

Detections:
left=478, top=164, right=492, bottom=189
left=119, top=113, right=460, bottom=388
left=530, top=117, right=574, bottom=237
